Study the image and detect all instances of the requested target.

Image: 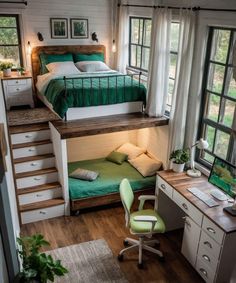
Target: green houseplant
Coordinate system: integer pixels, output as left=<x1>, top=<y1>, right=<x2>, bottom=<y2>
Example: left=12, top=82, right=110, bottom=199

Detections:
left=0, top=61, right=13, bottom=76
left=17, top=234, right=68, bottom=283
left=169, top=148, right=190, bottom=173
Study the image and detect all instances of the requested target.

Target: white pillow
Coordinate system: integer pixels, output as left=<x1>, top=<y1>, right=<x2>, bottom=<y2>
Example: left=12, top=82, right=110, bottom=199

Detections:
left=46, top=62, right=81, bottom=75
left=116, top=143, right=146, bottom=160
left=75, top=61, right=111, bottom=72
left=129, top=153, right=162, bottom=177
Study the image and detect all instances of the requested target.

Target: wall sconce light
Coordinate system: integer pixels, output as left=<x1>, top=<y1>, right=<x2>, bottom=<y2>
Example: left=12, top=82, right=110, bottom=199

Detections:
left=112, top=39, right=116, bottom=53
left=26, top=41, right=32, bottom=55
left=91, top=32, right=98, bottom=42
left=37, top=32, right=44, bottom=41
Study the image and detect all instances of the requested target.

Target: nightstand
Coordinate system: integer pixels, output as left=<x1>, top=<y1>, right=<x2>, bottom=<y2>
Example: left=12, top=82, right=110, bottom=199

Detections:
left=1, top=73, right=34, bottom=110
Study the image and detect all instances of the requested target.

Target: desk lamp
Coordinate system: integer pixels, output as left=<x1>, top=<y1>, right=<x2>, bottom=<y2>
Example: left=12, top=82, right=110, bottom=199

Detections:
left=187, top=138, right=209, bottom=177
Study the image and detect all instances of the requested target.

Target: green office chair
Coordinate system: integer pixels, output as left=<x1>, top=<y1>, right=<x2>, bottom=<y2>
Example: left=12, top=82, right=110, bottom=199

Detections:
left=118, top=178, right=166, bottom=268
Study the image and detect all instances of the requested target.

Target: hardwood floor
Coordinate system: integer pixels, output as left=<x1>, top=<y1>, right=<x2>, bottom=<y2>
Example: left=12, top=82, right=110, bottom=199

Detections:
left=21, top=204, right=204, bottom=283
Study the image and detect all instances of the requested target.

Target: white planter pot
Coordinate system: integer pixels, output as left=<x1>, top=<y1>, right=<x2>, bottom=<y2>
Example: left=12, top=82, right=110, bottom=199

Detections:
left=3, top=68, right=11, bottom=77
left=172, top=163, right=185, bottom=173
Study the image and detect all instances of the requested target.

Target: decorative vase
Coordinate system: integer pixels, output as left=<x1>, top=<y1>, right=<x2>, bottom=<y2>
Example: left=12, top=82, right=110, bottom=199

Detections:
left=172, top=162, right=185, bottom=173
left=3, top=68, right=11, bottom=77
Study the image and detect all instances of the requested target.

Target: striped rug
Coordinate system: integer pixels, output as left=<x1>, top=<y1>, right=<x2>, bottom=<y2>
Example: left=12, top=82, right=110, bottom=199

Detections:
left=47, top=239, right=128, bottom=283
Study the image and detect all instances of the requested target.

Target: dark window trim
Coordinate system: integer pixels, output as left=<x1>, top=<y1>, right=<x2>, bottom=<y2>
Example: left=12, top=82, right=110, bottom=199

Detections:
left=197, top=26, right=236, bottom=168
left=0, top=14, right=23, bottom=67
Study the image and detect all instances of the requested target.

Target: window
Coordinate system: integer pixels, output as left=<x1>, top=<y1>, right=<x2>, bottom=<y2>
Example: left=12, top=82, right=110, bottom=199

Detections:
left=198, top=27, right=236, bottom=167
left=129, top=17, right=151, bottom=72
left=0, top=15, right=22, bottom=68
left=166, top=22, right=180, bottom=114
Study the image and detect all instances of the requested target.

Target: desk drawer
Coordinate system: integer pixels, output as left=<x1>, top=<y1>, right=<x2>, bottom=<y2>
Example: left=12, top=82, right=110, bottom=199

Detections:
left=173, top=190, right=203, bottom=226
left=21, top=204, right=64, bottom=224
left=198, top=243, right=219, bottom=273
left=7, top=85, right=31, bottom=94
left=11, top=130, right=50, bottom=145
left=199, top=230, right=221, bottom=260
left=157, top=177, right=173, bottom=198
left=202, top=216, right=225, bottom=245
left=6, top=79, right=28, bottom=86
left=196, top=257, right=215, bottom=283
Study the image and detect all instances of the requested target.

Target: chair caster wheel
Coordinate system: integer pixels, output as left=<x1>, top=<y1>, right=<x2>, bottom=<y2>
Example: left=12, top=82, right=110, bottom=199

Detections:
left=158, top=255, right=165, bottom=262
left=123, top=240, right=129, bottom=247
left=118, top=254, right=124, bottom=261
left=137, top=263, right=144, bottom=269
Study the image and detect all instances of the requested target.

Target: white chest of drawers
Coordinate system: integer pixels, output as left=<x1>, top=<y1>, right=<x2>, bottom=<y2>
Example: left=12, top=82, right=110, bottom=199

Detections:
left=156, top=171, right=236, bottom=283
left=2, top=75, right=34, bottom=110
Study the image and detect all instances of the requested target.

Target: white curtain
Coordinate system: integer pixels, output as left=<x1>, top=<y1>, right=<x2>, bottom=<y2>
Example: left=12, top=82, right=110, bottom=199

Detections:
left=168, top=9, right=196, bottom=159
left=146, top=8, right=172, bottom=117
left=116, top=5, right=129, bottom=74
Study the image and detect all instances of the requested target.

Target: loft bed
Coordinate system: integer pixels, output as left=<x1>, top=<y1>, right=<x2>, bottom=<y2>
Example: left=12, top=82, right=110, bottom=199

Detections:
left=68, top=158, right=156, bottom=212
left=32, top=45, right=146, bottom=120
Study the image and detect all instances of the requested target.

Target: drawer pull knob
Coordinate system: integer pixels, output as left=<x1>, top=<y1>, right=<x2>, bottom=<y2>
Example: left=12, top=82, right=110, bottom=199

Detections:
left=15, top=81, right=19, bottom=83
left=200, top=268, right=208, bottom=277
left=204, top=241, right=212, bottom=249
left=39, top=211, right=46, bottom=215
left=34, top=177, right=41, bottom=181
left=161, top=184, right=166, bottom=190
left=207, top=227, right=216, bottom=234
left=28, top=148, right=35, bottom=152
left=36, top=194, right=42, bottom=197
left=25, top=134, right=32, bottom=138
left=16, top=88, right=20, bottom=91
left=202, top=254, right=211, bottom=262
left=182, top=203, right=188, bottom=210
left=31, top=163, right=38, bottom=166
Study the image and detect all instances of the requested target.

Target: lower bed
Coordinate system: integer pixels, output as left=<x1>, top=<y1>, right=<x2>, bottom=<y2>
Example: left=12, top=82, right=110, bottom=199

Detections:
left=68, top=158, right=156, bottom=211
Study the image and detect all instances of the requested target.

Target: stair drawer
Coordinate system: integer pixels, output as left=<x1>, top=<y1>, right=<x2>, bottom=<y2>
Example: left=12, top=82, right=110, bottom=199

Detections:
left=13, top=143, right=53, bottom=159
left=14, top=157, right=55, bottom=174
left=17, top=172, right=58, bottom=189
left=19, top=188, right=62, bottom=205
left=173, top=190, right=203, bottom=226
left=11, top=130, right=50, bottom=144
left=21, top=204, right=65, bottom=224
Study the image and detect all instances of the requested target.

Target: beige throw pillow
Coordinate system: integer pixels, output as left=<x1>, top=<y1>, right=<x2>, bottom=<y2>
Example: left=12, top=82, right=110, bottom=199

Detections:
left=116, top=143, right=146, bottom=160
left=129, top=153, right=162, bottom=177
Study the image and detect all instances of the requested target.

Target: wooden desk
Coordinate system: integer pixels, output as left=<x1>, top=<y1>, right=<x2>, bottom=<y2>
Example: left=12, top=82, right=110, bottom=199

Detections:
left=156, top=170, right=236, bottom=283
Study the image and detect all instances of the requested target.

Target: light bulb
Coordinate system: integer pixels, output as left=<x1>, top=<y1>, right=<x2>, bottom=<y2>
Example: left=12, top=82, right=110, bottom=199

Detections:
left=112, top=40, right=116, bottom=53
left=27, top=41, right=32, bottom=55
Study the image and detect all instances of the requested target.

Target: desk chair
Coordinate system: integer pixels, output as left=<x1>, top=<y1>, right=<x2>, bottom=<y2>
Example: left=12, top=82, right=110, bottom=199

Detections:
left=118, top=178, right=166, bottom=268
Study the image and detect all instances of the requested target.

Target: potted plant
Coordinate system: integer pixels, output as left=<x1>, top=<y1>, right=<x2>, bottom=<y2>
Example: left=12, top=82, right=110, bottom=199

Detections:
left=0, top=61, right=14, bottom=76
left=169, top=148, right=190, bottom=173
left=16, top=234, right=68, bottom=283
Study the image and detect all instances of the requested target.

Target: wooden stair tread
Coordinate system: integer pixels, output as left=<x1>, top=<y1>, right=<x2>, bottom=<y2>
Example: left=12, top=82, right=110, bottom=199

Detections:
left=9, top=123, right=49, bottom=134
left=17, top=182, right=61, bottom=195
left=20, top=198, right=65, bottom=212
left=12, top=139, right=52, bottom=149
left=16, top=167, right=57, bottom=179
left=14, top=153, right=55, bottom=164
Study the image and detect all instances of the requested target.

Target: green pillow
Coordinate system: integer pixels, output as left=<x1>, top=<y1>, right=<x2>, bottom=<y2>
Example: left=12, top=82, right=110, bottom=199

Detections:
left=39, top=53, right=73, bottom=74
left=106, top=151, right=128, bottom=165
left=73, top=52, right=104, bottom=63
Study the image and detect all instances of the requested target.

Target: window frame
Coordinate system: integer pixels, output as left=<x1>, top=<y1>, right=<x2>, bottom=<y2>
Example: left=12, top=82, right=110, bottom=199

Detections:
left=197, top=26, right=236, bottom=168
left=129, top=16, right=151, bottom=72
left=0, top=14, right=23, bottom=68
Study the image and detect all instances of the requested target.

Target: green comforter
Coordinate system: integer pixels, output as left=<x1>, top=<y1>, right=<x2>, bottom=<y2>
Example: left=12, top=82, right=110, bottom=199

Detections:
left=68, top=158, right=155, bottom=200
left=44, top=72, right=146, bottom=118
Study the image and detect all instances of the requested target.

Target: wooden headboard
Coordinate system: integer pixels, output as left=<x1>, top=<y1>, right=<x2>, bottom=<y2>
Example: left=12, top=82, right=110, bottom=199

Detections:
left=31, top=45, right=106, bottom=87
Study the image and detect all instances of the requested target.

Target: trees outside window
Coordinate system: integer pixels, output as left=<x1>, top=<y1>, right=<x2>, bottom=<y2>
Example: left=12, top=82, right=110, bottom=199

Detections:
left=198, top=27, right=236, bottom=167
left=0, top=15, right=22, bottom=68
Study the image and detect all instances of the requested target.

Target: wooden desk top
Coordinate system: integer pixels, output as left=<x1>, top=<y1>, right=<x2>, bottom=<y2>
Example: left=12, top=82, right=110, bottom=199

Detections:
left=157, top=170, right=236, bottom=233
left=0, top=72, right=32, bottom=80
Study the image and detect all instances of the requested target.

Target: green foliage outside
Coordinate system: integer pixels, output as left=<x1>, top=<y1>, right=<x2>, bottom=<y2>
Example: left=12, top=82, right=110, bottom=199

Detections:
left=17, top=234, right=68, bottom=283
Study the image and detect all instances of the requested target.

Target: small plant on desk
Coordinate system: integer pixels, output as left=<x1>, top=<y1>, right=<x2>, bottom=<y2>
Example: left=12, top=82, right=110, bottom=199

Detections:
left=0, top=61, right=13, bottom=77
left=169, top=148, right=190, bottom=173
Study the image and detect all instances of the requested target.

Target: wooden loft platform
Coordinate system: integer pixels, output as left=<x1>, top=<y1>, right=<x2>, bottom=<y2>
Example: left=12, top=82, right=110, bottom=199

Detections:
left=51, top=113, right=169, bottom=139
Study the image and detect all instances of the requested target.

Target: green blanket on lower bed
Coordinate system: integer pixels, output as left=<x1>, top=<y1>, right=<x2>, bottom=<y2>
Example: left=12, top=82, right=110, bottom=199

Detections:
left=44, top=72, right=146, bottom=118
left=68, top=158, right=156, bottom=200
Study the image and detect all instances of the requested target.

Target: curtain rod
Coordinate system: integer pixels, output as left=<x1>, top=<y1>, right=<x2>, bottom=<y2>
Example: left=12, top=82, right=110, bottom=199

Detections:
left=118, top=4, right=236, bottom=13
left=0, top=1, right=27, bottom=5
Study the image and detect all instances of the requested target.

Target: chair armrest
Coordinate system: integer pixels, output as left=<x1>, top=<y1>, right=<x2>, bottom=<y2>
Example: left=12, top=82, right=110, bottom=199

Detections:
left=133, top=215, right=157, bottom=222
left=138, top=195, right=158, bottom=210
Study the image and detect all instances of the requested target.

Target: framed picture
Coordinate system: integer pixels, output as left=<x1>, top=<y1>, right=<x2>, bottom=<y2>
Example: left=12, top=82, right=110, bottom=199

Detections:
left=70, top=18, right=88, bottom=39
left=50, top=18, right=68, bottom=39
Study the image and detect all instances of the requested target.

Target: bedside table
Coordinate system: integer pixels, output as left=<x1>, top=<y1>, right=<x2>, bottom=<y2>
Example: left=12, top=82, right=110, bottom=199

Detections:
left=1, top=73, right=34, bottom=110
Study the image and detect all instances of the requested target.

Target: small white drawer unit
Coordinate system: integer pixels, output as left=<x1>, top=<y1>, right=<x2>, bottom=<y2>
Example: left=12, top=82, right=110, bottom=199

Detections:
left=2, top=76, right=34, bottom=110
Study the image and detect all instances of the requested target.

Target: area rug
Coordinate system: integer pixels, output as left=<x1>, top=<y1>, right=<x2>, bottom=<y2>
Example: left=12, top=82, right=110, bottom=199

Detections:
left=47, top=239, right=129, bottom=283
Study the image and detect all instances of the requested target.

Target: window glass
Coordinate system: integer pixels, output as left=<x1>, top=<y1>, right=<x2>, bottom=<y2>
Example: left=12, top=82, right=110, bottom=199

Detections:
left=210, top=29, right=230, bottom=64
